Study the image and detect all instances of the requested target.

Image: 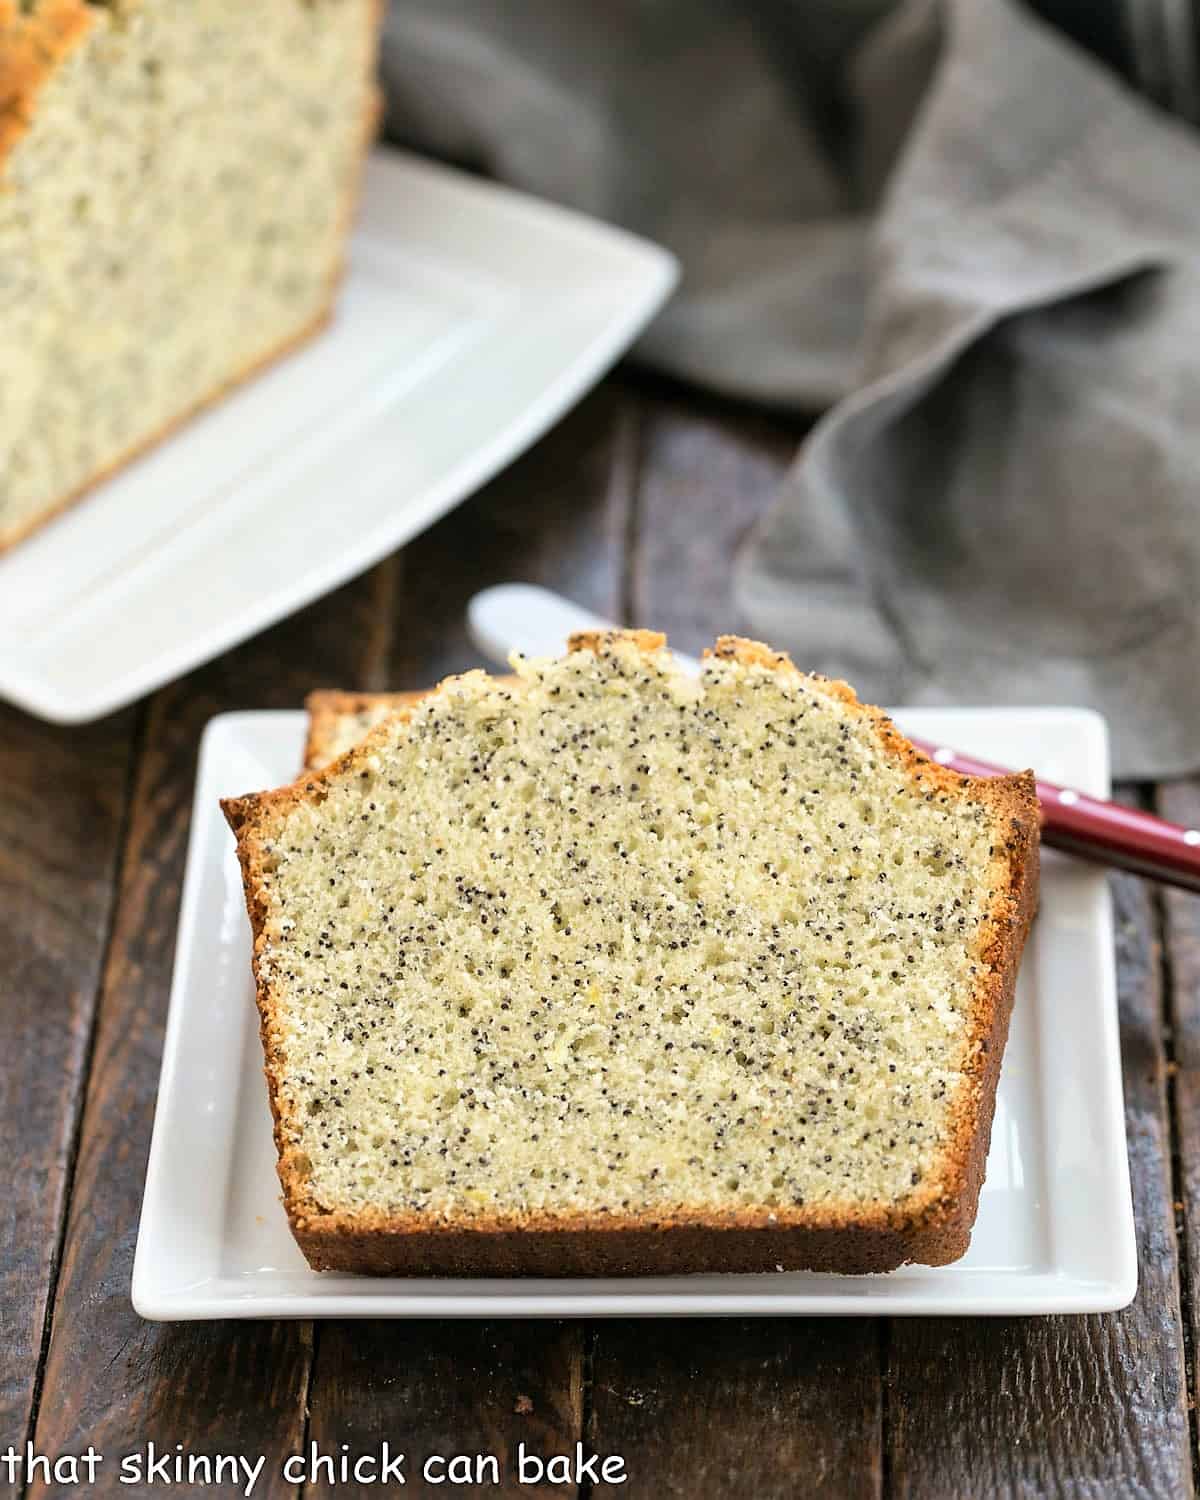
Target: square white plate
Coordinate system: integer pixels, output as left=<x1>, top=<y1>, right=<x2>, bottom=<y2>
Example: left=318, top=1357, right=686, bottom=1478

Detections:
left=133, top=705, right=1136, bottom=1318
left=0, top=151, right=676, bottom=725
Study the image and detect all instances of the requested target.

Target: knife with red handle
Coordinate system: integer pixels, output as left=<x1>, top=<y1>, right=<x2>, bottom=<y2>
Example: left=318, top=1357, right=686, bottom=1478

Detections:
left=909, top=737, right=1200, bottom=893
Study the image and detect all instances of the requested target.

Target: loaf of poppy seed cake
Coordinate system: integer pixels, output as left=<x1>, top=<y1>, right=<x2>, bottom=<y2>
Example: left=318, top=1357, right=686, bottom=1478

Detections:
left=224, top=632, right=1039, bottom=1277
left=0, top=0, right=380, bottom=554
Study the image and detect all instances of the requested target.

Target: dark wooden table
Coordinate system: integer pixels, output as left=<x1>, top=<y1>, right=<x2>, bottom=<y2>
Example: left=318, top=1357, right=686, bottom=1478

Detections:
left=5, top=368, right=1200, bottom=1499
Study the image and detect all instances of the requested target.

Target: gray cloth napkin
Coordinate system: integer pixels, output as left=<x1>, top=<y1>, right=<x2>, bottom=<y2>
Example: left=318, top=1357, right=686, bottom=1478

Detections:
left=381, top=0, right=1200, bottom=777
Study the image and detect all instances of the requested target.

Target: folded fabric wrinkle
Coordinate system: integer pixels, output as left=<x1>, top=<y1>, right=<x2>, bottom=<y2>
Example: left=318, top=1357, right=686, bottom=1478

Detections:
left=380, top=0, right=1200, bottom=776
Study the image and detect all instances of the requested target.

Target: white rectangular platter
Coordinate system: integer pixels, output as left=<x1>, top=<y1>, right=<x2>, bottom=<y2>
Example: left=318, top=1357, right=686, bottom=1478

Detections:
left=133, top=705, right=1136, bottom=1318
left=0, top=151, right=676, bottom=724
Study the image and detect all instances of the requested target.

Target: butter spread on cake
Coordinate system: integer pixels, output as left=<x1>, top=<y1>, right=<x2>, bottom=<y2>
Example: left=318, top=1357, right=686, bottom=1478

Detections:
left=0, top=0, right=380, bottom=552
left=225, top=632, right=1039, bottom=1276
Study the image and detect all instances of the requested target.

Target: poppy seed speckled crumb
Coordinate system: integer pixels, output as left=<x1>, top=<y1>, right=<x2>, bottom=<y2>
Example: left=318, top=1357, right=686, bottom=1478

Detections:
left=0, top=0, right=380, bottom=553
left=224, top=631, right=1039, bottom=1276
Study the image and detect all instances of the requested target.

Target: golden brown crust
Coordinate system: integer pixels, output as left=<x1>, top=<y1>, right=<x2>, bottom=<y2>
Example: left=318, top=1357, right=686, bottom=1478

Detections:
left=567, top=628, right=667, bottom=656
left=222, top=788, right=309, bottom=1242
left=0, top=0, right=384, bottom=556
left=0, top=0, right=94, bottom=163
left=295, top=1210, right=968, bottom=1276
left=226, top=632, right=1040, bottom=1276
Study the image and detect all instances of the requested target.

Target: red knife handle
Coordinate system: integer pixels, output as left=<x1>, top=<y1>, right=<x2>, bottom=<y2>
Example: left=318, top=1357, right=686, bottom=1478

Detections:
left=907, top=737, right=1200, bottom=894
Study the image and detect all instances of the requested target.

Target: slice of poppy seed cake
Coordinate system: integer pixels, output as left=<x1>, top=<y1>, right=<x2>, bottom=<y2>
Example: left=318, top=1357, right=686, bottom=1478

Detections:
left=224, top=631, right=1039, bottom=1276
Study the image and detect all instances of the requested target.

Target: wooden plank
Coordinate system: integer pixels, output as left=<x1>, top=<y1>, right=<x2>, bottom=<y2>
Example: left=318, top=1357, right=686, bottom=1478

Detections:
left=589, top=1320, right=882, bottom=1499
left=0, top=704, right=137, bottom=1457
left=301, top=385, right=634, bottom=1496
left=29, top=567, right=394, bottom=1499
left=1159, top=776, right=1200, bottom=1481
left=305, top=1322, right=582, bottom=1496
left=584, top=391, right=884, bottom=1499
left=887, top=832, right=1192, bottom=1500
left=387, top=383, right=633, bottom=686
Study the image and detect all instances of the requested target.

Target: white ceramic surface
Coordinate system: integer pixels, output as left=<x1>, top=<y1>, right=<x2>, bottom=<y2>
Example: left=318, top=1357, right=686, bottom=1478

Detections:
left=0, top=152, right=677, bottom=724
left=133, top=704, right=1135, bottom=1319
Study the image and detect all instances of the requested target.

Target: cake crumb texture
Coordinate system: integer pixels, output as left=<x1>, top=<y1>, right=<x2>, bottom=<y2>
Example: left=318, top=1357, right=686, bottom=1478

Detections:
left=226, top=633, right=1038, bottom=1275
left=0, top=0, right=379, bottom=551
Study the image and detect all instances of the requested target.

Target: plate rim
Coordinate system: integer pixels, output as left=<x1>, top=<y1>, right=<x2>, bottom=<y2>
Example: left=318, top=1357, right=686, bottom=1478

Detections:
left=132, top=705, right=1137, bottom=1319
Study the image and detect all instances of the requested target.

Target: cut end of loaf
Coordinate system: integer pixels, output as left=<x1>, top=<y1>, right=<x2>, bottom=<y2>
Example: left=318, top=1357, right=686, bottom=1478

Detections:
left=225, top=632, right=1039, bottom=1275
left=0, top=0, right=381, bottom=552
